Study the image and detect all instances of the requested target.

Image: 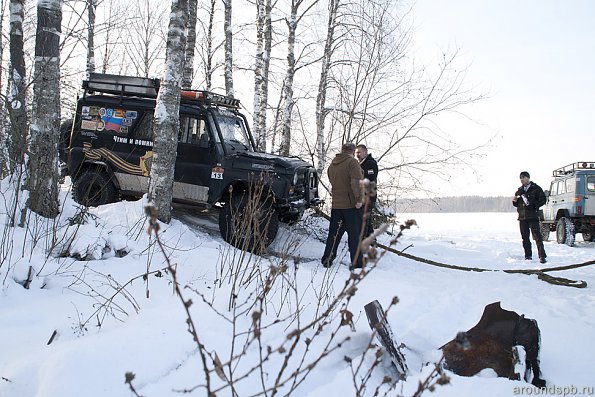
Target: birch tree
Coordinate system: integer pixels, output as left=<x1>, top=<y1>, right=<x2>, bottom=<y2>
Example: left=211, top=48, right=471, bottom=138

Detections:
left=278, top=0, right=319, bottom=157
left=314, top=0, right=339, bottom=172
left=199, top=0, right=217, bottom=90
left=222, top=0, right=234, bottom=96
left=148, top=0, right=188, bottom=223
left=0, top=0, right=8, bottom=176
left=124, top=0, right=167, bottom=77
left=27, top=0, right=62, bottom=218
left=253, top=0, right=272, bottom=151
left=182, top=0, right=198, bottom=88
left=324, top=0, right=485, bottom=194
left=86, top=0, right=97, bottom=77
left=8, top=0, right=27, bottom=171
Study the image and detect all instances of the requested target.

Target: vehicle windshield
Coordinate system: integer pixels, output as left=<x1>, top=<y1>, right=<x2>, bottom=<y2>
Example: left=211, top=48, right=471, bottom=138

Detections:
left=215, top=109, right=253, bottom=151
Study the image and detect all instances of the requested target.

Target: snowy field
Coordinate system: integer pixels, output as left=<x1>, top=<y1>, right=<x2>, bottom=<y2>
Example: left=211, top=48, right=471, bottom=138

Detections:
left=1, top=181, right=594, bottom=397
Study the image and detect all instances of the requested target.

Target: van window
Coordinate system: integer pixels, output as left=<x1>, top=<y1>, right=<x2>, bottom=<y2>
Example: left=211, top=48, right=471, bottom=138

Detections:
left=80, top=106, right=140, bottom=135
left=179, top=116, right=208, bottom=145
left=557, top=180, right=566, bottom=195
left=549, top=181, right=557, bottom=196
left=565, top=178, right=576, bottom=193
left=588, top=176, right=595, bottom=193
left=134, top=111, right=154, bottom=140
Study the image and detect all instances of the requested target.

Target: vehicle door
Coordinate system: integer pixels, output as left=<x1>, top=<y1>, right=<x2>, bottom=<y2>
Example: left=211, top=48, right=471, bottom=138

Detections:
left=585, top=175, right=595, bottom=215
left=174, top=114, right=217, bottom=203
left=543, top=180, right=558, bottom=221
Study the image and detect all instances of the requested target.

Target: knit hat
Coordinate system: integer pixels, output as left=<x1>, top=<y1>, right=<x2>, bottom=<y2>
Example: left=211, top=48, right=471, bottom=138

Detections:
left=519, top=171, right=530, bottom=178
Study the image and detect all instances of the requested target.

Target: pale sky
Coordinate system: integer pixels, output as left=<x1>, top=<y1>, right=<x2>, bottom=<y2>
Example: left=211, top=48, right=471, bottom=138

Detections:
left=412, top=0, right=595, bottom=197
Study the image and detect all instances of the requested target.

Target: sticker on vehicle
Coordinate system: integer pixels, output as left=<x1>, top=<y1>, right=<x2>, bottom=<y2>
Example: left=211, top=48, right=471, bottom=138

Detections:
left=211, top=166, right=224, bottom=180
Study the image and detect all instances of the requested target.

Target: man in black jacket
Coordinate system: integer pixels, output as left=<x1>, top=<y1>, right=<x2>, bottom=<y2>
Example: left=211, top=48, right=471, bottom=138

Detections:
left=512, top=171, right=547, bottom=263
left=355, top=144, right=378, bottom=238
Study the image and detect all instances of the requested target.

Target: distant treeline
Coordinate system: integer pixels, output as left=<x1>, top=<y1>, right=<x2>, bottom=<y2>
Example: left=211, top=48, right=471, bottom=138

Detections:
left=392, top=196, right=515, bottom=213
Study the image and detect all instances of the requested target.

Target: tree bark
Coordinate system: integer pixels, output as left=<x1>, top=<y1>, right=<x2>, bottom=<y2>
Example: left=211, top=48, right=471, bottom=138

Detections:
left=253, top=0, right=272, bottom=151
left=279, top=4, right=298, bottom=157
left=86, top=0, right=97, bottom=78
left=182, top=0, right=198, bottom=88
left=27, top=0, right=62, bottom=218
left=315, top=0, right=339, bottom=172
left=148, top=0, right=188, bottom=223
left=8, top=0, right=28, bottom=171
left=222, top=0, right=234, bottom=97
left=204, top=0, right=216, bottom=90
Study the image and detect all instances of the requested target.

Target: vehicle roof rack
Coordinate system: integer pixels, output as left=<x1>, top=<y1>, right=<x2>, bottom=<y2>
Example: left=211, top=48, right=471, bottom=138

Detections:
left=552, top=162, right=595, bottom=176
left=83, top=73, right=160, bottom=98
left=82, top=73, right=240, bottom=108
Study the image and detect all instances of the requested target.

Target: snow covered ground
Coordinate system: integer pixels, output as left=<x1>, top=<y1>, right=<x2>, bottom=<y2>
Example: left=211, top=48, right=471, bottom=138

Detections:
left=1, top=180, right=594, bottom=397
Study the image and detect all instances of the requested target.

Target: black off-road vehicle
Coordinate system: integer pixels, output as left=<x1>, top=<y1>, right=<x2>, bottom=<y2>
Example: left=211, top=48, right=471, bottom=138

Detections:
left=60, top=73, right=321, bottom=252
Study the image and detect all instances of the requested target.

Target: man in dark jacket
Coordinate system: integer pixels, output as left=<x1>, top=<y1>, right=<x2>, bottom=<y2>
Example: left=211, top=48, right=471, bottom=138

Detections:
left=322, top=142, right=364, bottom=269
left=512, top=171, right=547, bottom=263
left=355, top=144, right=378, bottom=238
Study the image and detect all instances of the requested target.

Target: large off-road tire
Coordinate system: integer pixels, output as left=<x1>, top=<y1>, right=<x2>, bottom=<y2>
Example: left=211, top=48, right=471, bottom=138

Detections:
left=59, top=119, right=74, bottom=163
left=556, top=217, right=575, bottom=247
left=219, top=194, right=279, bottom=253
left=539, top=221, right=550, bottom=241
left=583, top=232, right=594, bottom=242
left=73, top=169, right=119, bottom=207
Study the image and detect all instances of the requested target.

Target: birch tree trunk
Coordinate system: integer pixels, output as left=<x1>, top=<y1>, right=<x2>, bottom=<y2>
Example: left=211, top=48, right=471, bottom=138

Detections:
left=27, top=0, right=62, bottom=218
left=148, top=0, right=188, bottom=223
left=253, top=0, right=265, bottom=149
left=315, top=0, right=339, bottom=172
left=0, top=0, right=8, bottom=176
left=86, top=0, right=96, bottom=77
left=222, top=0, right=234, bottom=97
left=253, top=0, right=272, bottom=151
left=204, top=0, right=216, bottom=90
left=278, top=4, right=298, bottom=157
left=182, top=0, right=197, bottom=88
left=8, top=0, right=28, bottom=171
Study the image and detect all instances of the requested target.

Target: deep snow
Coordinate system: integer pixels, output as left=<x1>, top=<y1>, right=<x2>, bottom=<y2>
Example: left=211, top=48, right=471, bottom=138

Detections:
left=0, top=180, right=594, bottom=397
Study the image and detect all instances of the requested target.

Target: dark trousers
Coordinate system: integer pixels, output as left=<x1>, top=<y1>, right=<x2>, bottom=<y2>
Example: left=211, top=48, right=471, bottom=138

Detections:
left=519, top=219, right=546, bottom=260
left=322, top=208, right=363, bottom=268
left=363, top=196, right=377, bottom=238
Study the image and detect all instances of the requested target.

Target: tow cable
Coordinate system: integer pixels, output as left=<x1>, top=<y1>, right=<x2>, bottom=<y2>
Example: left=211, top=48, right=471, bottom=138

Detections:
left=377, top=242, right=591, bottom=289
left=315, top=208, right=591, bottom=288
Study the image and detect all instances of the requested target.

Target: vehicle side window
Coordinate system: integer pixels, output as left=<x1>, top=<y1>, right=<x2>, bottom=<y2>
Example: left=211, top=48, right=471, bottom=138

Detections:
left=80, top=106, right=140, bottom=135
left=133, top=111, right=154, bottom=140
left=587, top=176, right=595, bottom=192
left=179, top=116, right=208, bottom=145
left=557, top=181, right=566, bottom=195
left=565, top=178, right=575, bottom=193
left=549, top=181, right=558, bottom=196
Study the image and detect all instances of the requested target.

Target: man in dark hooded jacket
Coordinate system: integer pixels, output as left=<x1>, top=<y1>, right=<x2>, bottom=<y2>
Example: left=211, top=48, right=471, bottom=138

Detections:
left=512, top=171, right=547, bottom=263
left=322, top=142, right=364, bottom=269
left=355, top=144, right=378, bottom=238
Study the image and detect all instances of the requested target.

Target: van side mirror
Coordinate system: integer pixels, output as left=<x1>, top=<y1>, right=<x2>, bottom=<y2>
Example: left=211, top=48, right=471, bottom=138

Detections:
left=544, top=190, right=550, bottom=198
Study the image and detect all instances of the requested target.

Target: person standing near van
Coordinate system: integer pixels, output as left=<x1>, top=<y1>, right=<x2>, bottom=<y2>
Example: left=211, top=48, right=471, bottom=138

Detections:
left=322, top=143, right=364, bottom=269
left=355, top=144, right=378, bottom=238
left=513, top=171, right=547, bottom=263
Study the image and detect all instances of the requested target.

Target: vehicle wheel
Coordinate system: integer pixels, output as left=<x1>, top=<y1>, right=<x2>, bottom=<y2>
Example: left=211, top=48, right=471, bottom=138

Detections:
left=583, top=232, right=594, bottom=242
left=219, top=193, right=279, bottom=253
left=539, top=221, right=550, bottom=241
left=73, top=169, right=119, bottom=207
left=555, top=217, right=575, bottom=247
left=59, top=119, right=74, bottom=163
